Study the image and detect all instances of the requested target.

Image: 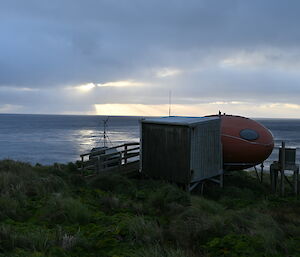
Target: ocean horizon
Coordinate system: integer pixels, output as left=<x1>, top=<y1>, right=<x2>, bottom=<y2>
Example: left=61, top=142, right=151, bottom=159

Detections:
left=0, top=113, right=299, bottom=167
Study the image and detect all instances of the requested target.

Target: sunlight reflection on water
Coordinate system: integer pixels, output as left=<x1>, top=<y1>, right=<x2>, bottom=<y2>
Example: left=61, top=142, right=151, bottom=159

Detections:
left=0, top=115, right=299, bottom=165
left=0, top=115, right=141, bottom=164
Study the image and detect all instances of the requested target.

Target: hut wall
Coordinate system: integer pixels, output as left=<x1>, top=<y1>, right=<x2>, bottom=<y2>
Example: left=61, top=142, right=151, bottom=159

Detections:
left=190, top=119, right=222, bottom=182
left=141, top=123, right=191, bottom=184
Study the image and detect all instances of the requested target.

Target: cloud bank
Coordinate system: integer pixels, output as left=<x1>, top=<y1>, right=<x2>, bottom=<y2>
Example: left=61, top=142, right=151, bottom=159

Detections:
left=1, top=0, right=300, bottom=117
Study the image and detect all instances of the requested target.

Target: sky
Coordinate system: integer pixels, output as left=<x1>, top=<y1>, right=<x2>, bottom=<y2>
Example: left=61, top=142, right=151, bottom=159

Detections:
left=1, top=0, right=300, bottom=118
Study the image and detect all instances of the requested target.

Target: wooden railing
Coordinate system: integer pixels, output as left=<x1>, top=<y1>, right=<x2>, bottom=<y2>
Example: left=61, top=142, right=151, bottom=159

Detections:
left=80, top=142, right=140, bottom=173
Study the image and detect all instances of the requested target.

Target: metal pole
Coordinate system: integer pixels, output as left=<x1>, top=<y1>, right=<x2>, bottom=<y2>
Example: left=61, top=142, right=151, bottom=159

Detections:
left=254, top=166, right=260, bottom=181
left=81, top=156, right=84, bottom=170
left=103, top=120, right=107, bottom=147
left=200, top=182, right=204, bottom=195
left=270, top=164, right=274, bottom=192
left=280, top=141, right=285, bottom=196
left=220, top=172, right=224, bottom=188
left=275, top=169, right=278, bottom=193
left=294, top=168, right=299, bottom=196
left=260, top=163, right=264, bottom=183
left=97, top=156, right=101, bottom=173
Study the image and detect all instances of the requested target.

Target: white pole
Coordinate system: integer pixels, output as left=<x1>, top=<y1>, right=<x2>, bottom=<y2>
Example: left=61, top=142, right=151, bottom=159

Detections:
left=169, top=90, right=172, bottom=116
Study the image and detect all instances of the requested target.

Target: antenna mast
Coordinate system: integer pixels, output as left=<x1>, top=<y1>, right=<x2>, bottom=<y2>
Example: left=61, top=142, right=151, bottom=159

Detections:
left=168, top=90, right=172, bottom=116
left=103, top=117, right=109, bottom=147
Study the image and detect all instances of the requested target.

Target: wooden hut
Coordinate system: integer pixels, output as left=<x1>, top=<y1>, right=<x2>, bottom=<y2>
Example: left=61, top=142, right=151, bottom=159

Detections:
left=140, top=116, right=223, bottom=190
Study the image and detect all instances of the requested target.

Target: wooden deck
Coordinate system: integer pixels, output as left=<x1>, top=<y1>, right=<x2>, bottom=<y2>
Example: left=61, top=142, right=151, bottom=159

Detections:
left=80, top=142, right=140, bottom=175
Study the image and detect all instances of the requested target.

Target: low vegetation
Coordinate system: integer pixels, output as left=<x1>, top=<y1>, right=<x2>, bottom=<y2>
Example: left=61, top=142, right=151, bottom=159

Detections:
left=0, top=159, right=299, bottom=256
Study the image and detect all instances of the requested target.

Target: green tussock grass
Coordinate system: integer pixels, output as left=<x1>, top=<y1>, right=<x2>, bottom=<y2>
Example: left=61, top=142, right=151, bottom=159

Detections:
left=0, top=160, right=299, bottom=256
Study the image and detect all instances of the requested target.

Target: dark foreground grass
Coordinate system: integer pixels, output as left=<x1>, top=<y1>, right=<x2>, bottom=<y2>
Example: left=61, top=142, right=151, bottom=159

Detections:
left=0, top=160, right=299, bottom=256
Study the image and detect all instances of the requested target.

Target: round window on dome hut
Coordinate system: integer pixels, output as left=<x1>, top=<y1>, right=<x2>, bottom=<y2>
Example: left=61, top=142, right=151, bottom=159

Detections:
left=240, top=129, right=259, bottom=141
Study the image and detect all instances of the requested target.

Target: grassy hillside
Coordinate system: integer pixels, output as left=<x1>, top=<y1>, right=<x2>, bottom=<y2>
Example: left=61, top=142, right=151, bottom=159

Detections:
left=0, top=160, right=299, bottom=256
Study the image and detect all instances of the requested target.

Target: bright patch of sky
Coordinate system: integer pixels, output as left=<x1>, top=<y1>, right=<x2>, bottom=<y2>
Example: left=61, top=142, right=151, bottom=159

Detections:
left=0, top=0, right=300, bottom=118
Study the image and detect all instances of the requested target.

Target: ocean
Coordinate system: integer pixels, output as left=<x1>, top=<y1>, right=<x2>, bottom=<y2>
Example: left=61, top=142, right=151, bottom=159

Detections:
left=0, top=114, right=299, bottom=168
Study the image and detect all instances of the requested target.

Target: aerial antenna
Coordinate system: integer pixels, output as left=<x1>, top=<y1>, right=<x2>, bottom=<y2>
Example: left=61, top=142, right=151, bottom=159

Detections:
left=168, top=90, right=172, bottom=116
left=103, top=116, right=109, bottom=147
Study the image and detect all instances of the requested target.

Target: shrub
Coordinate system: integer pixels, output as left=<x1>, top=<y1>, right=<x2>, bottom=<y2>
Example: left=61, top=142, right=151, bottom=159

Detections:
left=89, top=174, right=136, bottom=196
left=30, top=175, right=67, bottom=196
left=0, top=224, right=83, bottom=255
left=225, top=171, right=267, bottom=194
left=191, top=196, right=225, bottom=215
left=205, top=171, right=268, bottom=202
left=0, top=159, right=32, bottom=174
left=0, top=171, right=25, bottom=195
left=167, top=206, right=225, bottom=249
left=203, top=233, right=265, bottom=257
left=146, top=184, right=190, bottom=214
left=66, top=162, right=79, bottom=173
left=283, top=237, right=300, bottom=256
left=68, top=174, right=86, bottom=188
left=40, top=195, right=93, bottom=224
left=0, top=162, right=67, bottom=198
left=226, top=208, right=283, bottom=254
left=0, top=195, right=21, bottom=220
left=54, top=226, right=82, bottom=251
left=100, top=195, right=122, bottom=211
left=133, top=244, right=189, bottom=257
left=126, top=216, right=162, bottom=245
left=0, top=224, right=53, bottom=252
left=207, top=184, right=259, bottom=209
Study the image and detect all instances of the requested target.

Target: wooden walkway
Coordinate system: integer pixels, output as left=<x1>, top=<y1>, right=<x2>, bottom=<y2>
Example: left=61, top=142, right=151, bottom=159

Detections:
left=80, top=142, right=140, bottom=175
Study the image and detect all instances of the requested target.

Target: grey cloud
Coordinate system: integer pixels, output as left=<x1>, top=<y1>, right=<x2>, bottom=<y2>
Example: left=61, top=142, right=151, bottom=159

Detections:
left=1, top=0, right=300, bottom=114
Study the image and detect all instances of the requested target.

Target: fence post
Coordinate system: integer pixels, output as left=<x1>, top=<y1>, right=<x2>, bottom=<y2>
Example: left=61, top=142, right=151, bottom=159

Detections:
left=124, top=145, right=128, bottom=164
left=81, top=155, right=84, bottom=174
left=119, top=152, right=122, bottom=172
left=97, top=156, right=100, bottom=173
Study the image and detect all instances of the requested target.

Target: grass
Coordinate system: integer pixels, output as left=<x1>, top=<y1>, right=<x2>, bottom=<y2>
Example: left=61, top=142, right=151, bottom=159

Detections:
left=39, top=195, right=93, bottom=224
left=0, top=159, right=299, bottom=256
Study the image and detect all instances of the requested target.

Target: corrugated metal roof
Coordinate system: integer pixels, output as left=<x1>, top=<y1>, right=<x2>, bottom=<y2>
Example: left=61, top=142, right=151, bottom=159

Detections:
left=141, top=116, right=219, bottom=126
